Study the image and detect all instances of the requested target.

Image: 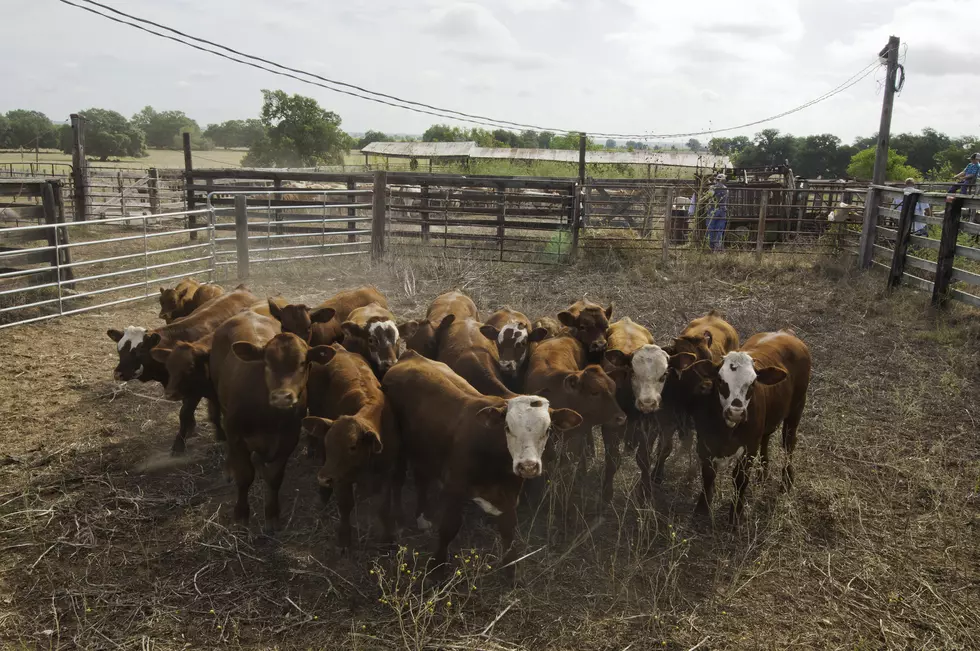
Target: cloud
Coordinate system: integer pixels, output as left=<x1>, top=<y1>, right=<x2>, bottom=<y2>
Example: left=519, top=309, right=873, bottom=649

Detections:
left=423, top=2, right=514, bottom=43
left=911, top=45, right=978, bottom=78
left=701, top=89, right=721, bottom=102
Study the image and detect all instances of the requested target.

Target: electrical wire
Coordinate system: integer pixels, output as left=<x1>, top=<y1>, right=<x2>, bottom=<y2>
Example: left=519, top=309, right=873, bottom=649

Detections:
left=59, top=0, right=890, bottom=141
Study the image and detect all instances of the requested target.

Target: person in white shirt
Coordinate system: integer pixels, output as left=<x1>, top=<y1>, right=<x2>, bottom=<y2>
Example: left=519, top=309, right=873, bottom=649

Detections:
left=891, top=178, right=931, bottom=236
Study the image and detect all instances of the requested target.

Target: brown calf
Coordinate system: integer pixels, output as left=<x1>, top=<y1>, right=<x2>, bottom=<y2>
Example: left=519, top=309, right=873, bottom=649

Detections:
left=268, top=286, right=385, bottom=344
left=402, top=290, right=479, bottom=359
left=437, top=318, right=516, bottom=398
left=210, top=311, right=334, bottom=530
left=688, top=330, right=811, bottom=523
left=148, top=334, right=224, bottom=449
left=340, top=302, right=403, bottom=377
left=383, top=352, right=582, bottom=580
left=531, top=316, right=563, bottom=340
left=304, top=346, right=400, bottom=547
left=557, top=299, right=613, bottom=363
left=107, top=287, right=257, bottom=454
left=479, top=308, right=548, bottom=391
left=158, top=279, right=224, bottom=323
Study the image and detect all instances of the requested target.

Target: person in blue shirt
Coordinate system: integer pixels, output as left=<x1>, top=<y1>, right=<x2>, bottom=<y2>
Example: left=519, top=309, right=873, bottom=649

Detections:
left=706, top=173, right=729, bottom=252
left=947, top=153, right=979, bottom=197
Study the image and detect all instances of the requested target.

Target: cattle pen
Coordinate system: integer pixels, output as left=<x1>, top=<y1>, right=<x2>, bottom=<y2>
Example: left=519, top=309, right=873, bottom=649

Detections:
left=0, top=164, right=979, bottom=649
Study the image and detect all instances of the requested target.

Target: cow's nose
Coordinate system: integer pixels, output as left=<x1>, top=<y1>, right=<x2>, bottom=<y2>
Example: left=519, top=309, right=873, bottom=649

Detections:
left=614, top=413, right=627, bottom=426
left=590, top=341, right=606, bottom=352
left=318, top=475, right=334, bottom=489
left=516, top=460, right=541, bottom=478
left=636, top=398, right=661, bottom=413
left=269, top=390, right=297, bottom=408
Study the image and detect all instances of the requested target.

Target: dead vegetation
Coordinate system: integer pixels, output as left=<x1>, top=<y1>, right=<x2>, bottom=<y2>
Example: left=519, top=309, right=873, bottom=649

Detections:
left=1, top=250, right=979, bottom=650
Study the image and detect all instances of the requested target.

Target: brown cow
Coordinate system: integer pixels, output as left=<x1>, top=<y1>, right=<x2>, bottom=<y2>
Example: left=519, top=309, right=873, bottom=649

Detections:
left=600, top=318, right=696, bottom=500
left=479, top=308, right=548, bottom=391
left=210, top=311, right=334, bottom=530
left=158, top=279, right=225, bottom=323
left=383, top=352, right=582, bottom=580
left=340, top=302, right=404, bottom=377
left=106, top=287, right=258, bottom=454
left=688, top=330, right=811, bottom=523
left=531, top=316, right=564, bottom=340
left=303, top=346, right=400, bottom=547
left=437, top=318, right=516, bottom=398
left=269, top=286, right=386, bottom=345
left=402, top=290, right=479, bottom=359
left=557, top=299, right=613, bottom=363
left=524, top=335, right=627, bottom=484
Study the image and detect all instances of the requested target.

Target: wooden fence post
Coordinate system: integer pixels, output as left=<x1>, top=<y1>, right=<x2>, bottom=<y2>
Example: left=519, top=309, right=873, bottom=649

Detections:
left=858, top=186, right=882, bottom=268
left=346, top=177, right=358, bottom=244
left=41, top=181, right=75, bottom=290
left=148, top=168, right=160, bottom=214
left=371, top=170, right=387, bottom=261
left=755, top=190, right=769, bottom=260
left=420, top=182, right=430, bottom=243
left=570, top=183, right=581, bottom=261
left=234, top=195, right=250, bottom=281
left=183, top=132, right=197, bottom=240
left=497, top=185, right=507, bottom=261
left=662, top=187, right=674, bottom=266
left=887, top=191, right=919, bottom=289
left=932, top=197, right=963, bottom=306
left=69, top=114, right=88, bottom=221
left=117, top=171, right=127, bottom=223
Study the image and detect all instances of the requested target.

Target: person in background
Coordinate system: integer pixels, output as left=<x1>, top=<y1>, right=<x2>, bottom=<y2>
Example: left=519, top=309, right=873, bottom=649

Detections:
left=706, top=173, right=729, bottom=252
left=947, top=153, right=979, bottom=199
left=892, top=178, right=931, bottom=236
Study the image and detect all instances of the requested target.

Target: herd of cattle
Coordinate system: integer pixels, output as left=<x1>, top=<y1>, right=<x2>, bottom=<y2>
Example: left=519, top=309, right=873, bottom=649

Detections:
left=106, top=279, right=811, bottom=578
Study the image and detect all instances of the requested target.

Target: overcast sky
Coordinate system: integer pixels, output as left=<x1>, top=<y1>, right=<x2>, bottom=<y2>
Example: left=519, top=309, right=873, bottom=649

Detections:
left=3, top=0, right=976, bottom=142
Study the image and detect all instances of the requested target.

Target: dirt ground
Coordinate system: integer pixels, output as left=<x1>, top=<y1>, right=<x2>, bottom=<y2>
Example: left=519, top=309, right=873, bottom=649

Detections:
left=1, top=250, right=978, bottom=650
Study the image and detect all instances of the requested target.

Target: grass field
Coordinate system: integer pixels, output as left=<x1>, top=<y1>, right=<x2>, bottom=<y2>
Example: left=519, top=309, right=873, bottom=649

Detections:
left=0, top=251, right=979, bottom=650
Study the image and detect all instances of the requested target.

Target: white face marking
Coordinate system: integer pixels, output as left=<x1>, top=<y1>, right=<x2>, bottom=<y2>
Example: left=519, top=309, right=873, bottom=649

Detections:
left=630, top=345, right=670, bottom=413
left=368, top=320, right=399, bottom=367
left=504, top=395, right=552, bottom=478
left=117, top=326, right=147, bottom=352
left=718, top=351, right=756, bottom=428
left=498, top=322, right=528, bottom=345
left=416, top=514, right=433, bottom=531
left=472, top=497, right=503, bottom=516
left=497, top=322, right=529, bottom=373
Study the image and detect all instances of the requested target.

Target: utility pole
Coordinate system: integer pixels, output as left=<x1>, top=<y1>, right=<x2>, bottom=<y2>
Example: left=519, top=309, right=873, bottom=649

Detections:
left=872, top=35, right=900, bottom=185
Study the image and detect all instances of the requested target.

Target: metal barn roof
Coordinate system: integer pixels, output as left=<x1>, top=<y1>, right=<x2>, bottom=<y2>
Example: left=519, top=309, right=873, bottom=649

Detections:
left=360, top=141, right=477, bottom=158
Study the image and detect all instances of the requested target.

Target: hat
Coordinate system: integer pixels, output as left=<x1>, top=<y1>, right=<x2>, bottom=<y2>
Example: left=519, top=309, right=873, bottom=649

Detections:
left=904, top=177, right=915, bottom=184
left=715, top=173, right=726, bottom=181
left=970, top=153, right=979, bottom=161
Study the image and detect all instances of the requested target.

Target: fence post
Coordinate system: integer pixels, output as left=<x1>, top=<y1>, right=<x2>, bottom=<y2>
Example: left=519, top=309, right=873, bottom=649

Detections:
left=858, top=186, right=882, bottom=268
left=420, top=182, right=430, bottom=244
left=496, top=185, right=507, bottom=262
left=932, top=197, right=963, bottom=306
left=235, top=195, right=250, bottom=281
left=346, top=177, right=358, bottom=244
left=183, top=132, right=197, bottom=240
left=755, top=190, right=769, bottom=260
left=569, top=183, right=581, bottom=261
left=371, top=170, right=387, bottom=261
left=69, top=114, right=88, bottom=221
left=148, top=168, right=160, bottom=214
left=117, top=171, right=127, bottom=223
left=887, top=191, right=919, bottom=289
left=662, top=187, right=674, bottom=266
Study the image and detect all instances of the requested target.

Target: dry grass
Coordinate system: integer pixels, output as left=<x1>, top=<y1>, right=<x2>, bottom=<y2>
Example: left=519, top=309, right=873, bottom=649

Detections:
left=1, top=250, right=979, bottom=650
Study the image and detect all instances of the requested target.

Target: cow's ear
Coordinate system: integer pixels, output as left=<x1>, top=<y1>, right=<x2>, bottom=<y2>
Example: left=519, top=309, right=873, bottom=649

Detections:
left=310, top=307, right=336, bottom=324
left=557, top=311, right=576, bottom=328
left=691, top=359, right=720, bottom=379
left=398, top=320, right=420, bottom=340
left=145, top=333, right=162, bottom=349
left=267, top=298, right=283, bottom=322
left=604, top=349, right=630, bottom=367
left=302, top=416, right=334, bottom=439
left=435, top=314, right=456, bottom=334
left=232, top=341, right=265, bottom=362
left=549, top=408, right=583, bottom=431
left=479, top=324, right=500, bottom=342
left=662, top=342, right=677, bottom=356
left=754, top=365, right=788, bottom=386
left=360, top=430, right=383, bottom=454
left=341, top=321, right=368, bottom=339
left=562, top=372, right=581, bottom=392
left=668, top=352, right=698, bottom=374
left=307, top=345, right=337, bottom=366
left=605, top=303, right=614, bottom=319
left=107, top=329, right=124, bottom=343
left=475, top=405, right=507, bottom=429
left=159, top=287, right=166, bottom=295
left=150, top=347, right=172, bottom=364
left=605, top=366, right=630, bottom=385
left=702, top=330, right=714, bottom=348
left=527, top=327, right=549, bottom=343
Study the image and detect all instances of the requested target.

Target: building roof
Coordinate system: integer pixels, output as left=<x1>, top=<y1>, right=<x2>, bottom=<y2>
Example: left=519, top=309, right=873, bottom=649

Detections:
left=360, top=141, right=477, bottom=158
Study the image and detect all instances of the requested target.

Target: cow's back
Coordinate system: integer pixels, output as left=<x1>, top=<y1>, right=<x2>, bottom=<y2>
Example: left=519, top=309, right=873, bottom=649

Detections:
left=210, top=311, right=280, bottom=393
left=742, top=331, right=811, bottom=433
left=485, top=307, right=530, bottom=331
left=310, top=286, right=388, bottom=345
left=309, top=348, right=383, bottom=419
left=163, top=288, right=258, bottom=345
left=607, top=317, right=654, bottom=356
left=682, top=312, right=739, bottom=361
left=437, top=319, right=514, bottom=398
left=526, top=335, right=586, bottom=389
left=428, top=290, right=479, bottom=323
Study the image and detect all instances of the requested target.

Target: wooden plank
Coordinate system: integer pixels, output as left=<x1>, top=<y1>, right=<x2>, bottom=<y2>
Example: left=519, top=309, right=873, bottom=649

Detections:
left=371, top=170, right=386, bottom=260
left=858, top=187, right=880, bottom=268
left=234, top=195, right=249, bottom=281
left=904, top=255, right=937, bottom=274
left=899, top=272, right=934, bottom=293
left=420, top=182, right=430, bottom=243
left=347, top=177, right=358, bottom=245
left=0, top=228, right=48, bottom=246
left=888, top=191, right=919, bottom=289
left=0, top=249, right=58, bottom=267
left=950, top=288, right=980, bottom=308
left=148, top=168, right=160, bottom=214
left=662, top=187, right=674, bottom=266
left=951, top=266, right=980, bottom=286
left=954, top=243, right=980, bottom=262
left=184, top=132, right=197, bottom=240
left=0, top=185, right=43, bottom=198
left=70, top=114, right=87, bottom=221
left=933, top=197, right=963, bottom=306
left=755, top=190, right=769, bottom=260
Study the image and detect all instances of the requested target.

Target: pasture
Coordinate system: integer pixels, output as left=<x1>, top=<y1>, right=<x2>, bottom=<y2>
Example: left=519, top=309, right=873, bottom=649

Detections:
left=0, top=251, right=978, bottom=650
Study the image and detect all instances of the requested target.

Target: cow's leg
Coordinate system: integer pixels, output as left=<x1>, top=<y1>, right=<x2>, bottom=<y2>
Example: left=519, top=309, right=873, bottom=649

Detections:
left=434, top=493, right=465, bottom=572
left=600, top=422, right=624, bottom=505
left=227, top=438, right=253, bottom=525
left=391, top=455, right=407, bottom=527
left=496, top=492, right=520, bottom=585
left=730, top=444, right=758, bottom=525
left=651, top=415, right=674, bottom=486
left=206, top=398, right=225, bottom=442
left=781, top=402, right=805, bottom=491
left=261, top=455, right=289, bottom=533
left=759, top=430, right=774, bottom=483
left=336, top=480, right=355, bottom=549
left=694, top=441, right=716, bottom=516
left=171, top=395, right=201, bottom=455
left=374, top=476, right=395, bottom=545
left=414, top=471, right=433, bottom=531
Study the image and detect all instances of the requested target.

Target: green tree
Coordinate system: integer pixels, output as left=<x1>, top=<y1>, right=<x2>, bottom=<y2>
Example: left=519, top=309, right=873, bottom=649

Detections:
left=0, top=114, right=10, bottom=148
left=4, top=110, right=58, bottom=149
left=172, top=126, right=213, bottom=151
left=205, top=119, right=265, bottom=148
left=518, top=130, right=539, bottom=148
left=63, top=108, right=145, bottom=160
left=605, top=138, right=616, bottom=149
left=707, top=136, right=749, bottom=156
left=625, top=140, right=649, bottom=151
left=492, top=129, right=518, bottom=147
left=928, top=137, right=980, bottom=180
left=686, top=138, right=702, bottom=151
left=793, top=134, right=851, bottom=178
left=548, top=133, right=598, bottom=150
left=356, top=130, right=389, bottom=149
left=132, top=106, right=200, bottom=149
left=243, top=90, right=351, bottom=167
left=846, top=147, right=919, bottom=181
left=422, top=124, right=467, bottom=142
left=891, top=128, right=950, bottom=175
left=467, top=128, right=495, bottom=147
left=537, top=131, right=554, bottom=148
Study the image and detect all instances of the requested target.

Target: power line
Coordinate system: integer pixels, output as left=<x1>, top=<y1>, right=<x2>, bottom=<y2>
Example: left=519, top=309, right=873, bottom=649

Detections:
left=60, top=0, right=888, bottom=141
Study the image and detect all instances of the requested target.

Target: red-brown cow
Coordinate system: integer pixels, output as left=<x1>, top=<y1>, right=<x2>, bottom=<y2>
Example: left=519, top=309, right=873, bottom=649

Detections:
left=402, top=290, right=479, bottom=359
left=383, top=352, right=582, bottom=580
left=557, top=299, right=613, bottom=363
left=304, top=345, right=400, bottom=548
left=531, top=316, right=563, bottom=340
left=340, top=302, right=404, bottom=377
left=688, top=330, right=811, bottom=523
left=106, top=286, right=257, bottom=454
left=158, top=279, right=225, bottom=323
left=438, top=318, right=517, bottom=398
left=479, top=308, right=547, bottom=391
left=210, top=310, right=334, bottom=530
left=269, top=286, right=385, bottom=345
